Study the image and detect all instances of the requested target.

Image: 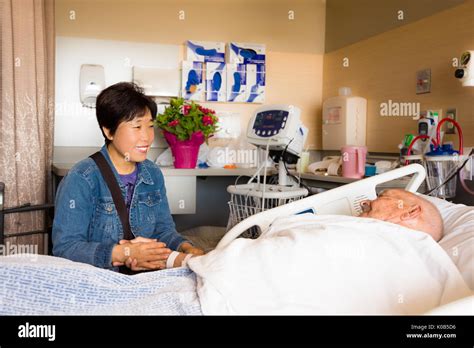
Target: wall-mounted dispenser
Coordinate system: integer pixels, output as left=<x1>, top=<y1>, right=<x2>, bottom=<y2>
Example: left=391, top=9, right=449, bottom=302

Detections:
left=454, top=51, right=474, bottom=87
left=322, top=87, right=367, bottom=150
left=80, top=64, right=105, bottom=108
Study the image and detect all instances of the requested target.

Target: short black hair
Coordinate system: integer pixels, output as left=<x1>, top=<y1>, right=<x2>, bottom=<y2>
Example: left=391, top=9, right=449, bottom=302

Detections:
left=96, top=82, right=157, bottom=145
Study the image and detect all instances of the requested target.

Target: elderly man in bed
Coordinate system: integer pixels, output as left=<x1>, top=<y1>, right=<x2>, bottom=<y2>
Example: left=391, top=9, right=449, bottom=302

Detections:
left=125, top=188, right=444, bottom=269
left=113, top=187, right=444, bottom=270
left=190, top=188, right=470, bottom=315
left=359, top=188, right=443, bottom=241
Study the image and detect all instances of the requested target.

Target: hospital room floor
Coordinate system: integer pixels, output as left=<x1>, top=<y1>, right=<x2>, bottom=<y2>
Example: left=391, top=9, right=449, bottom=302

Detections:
left=181, top=226, right=227, bottom=252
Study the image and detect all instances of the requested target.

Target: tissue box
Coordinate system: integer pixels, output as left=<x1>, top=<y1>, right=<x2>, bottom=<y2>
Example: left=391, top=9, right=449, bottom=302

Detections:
left=227, top=42, right=266, bottom=64
left=186, top=40, right=225, bottom=63
left=226, top=63, right=246, bottom=102
left=245, top=64, right=265, bottom=103
left=181, top=61, right=204, bottom=101
left=205, top=62, right=227, bottom=102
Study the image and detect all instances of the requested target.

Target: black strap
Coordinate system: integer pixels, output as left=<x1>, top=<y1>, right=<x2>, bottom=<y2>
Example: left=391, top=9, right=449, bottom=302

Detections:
left=90, top=151, right=135, bottom=274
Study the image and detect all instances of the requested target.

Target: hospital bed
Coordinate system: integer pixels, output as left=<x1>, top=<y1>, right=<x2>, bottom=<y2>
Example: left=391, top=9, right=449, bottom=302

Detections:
left=0, top=164, right=472, bottom=315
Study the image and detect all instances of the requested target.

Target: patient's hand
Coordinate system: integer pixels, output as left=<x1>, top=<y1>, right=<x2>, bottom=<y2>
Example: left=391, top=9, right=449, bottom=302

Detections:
left=179, top=242, right=205, bottom=256
left=111, top=237, right=171, bottom=271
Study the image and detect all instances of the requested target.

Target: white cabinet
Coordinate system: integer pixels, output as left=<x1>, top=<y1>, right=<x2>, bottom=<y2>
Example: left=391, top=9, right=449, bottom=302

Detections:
left=163, top=176, right=196, bottom=214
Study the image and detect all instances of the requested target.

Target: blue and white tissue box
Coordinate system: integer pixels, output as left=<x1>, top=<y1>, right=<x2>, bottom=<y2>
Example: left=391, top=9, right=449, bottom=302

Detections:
left=186, top=40, right=225, bottom=63
left=181, top=61, right=204, bottom=101
left=245, top=64, right=265, bottom=103
left=205, top=62, right=227, bottom=102
left=227, top=42, right=266, bottom=64
left=226, top=63, right=246, bottom=102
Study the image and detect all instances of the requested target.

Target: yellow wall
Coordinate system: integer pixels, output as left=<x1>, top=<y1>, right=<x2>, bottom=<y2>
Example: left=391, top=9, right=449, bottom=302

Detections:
left=55, top=0, right=326, bottom=149
left=323, top=0, right=474, bottom=152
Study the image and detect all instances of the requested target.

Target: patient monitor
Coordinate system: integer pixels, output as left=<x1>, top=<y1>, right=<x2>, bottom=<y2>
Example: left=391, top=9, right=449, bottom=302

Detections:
left=246, top=105, right=307, bottom=157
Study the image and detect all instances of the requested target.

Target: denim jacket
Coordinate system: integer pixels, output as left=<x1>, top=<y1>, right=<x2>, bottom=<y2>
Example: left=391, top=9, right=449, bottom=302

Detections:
left=52, top=145, right=189, bottom=270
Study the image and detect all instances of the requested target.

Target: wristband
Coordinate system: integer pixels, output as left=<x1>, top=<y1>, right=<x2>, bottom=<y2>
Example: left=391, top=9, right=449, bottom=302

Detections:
left=166, top=251, right=180, bottom=269
left=181, top=254, right=194, bottom=267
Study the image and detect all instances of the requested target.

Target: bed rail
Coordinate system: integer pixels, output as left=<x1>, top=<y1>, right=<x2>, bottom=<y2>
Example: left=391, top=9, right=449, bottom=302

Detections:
left=217, top=163, right=426, bottom=249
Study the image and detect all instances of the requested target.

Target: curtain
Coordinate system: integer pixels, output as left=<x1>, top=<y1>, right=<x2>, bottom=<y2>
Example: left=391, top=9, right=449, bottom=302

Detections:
left=0, top=0, right=55, bottom=254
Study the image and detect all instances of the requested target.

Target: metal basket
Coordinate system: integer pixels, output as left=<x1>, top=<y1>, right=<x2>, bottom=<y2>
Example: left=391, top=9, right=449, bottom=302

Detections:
left=226, top=183, right=308, bottom=238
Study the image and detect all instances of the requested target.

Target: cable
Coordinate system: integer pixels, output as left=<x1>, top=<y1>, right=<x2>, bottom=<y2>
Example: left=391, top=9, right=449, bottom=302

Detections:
left=261, top=139, right=271, bottom=211
left=460, top=168, right=474, bottom=195
left=277, top=137, right=313, bottom=195
left=423, top=148, right=474, bottom=196
left=282, top=159, right=313, bottom=195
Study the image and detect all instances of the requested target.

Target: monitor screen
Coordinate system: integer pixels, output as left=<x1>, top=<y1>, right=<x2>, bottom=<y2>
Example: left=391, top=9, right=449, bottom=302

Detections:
left=254, top=110, right=287, bottom=129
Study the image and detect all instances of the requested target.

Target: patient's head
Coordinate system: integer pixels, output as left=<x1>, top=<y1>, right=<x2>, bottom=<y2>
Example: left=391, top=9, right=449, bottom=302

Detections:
left=359, top=189, right=443, bottom=241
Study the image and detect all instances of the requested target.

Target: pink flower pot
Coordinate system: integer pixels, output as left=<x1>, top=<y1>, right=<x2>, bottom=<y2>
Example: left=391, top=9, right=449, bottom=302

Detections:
left=163, top=131, right=205, bottom=168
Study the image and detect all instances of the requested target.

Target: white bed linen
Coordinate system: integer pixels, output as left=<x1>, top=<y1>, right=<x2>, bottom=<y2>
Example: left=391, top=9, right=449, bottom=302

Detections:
left=425, top=295, right=474, bottom=315
left=0, top=255, right=202, bottom=315
left=422, top=195, right=474, bottom=290
left=189, top=214, right=472, bottom=315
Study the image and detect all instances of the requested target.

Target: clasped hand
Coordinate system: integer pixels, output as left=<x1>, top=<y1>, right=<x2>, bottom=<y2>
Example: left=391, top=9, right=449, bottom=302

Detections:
left=112, top=236, right=171, bottom=271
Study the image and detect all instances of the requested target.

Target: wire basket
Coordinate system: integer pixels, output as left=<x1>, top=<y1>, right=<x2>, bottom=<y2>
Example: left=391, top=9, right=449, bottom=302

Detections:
left=226, top=183, right=308, bottom=238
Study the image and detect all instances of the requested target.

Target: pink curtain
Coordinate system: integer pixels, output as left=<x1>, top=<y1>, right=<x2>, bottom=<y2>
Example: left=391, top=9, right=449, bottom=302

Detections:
left=0, top=0, right=55, bottom=254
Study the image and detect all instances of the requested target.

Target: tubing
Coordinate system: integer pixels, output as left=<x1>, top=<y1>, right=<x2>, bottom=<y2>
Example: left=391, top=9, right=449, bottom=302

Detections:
left=436, top=118, right=463, bottom=155
left=404, top=135, right=437, bottom=166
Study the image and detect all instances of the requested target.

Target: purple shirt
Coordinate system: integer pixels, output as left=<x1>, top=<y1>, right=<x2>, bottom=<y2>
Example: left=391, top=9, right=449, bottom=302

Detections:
left=119, top=165, right=138, bottom=213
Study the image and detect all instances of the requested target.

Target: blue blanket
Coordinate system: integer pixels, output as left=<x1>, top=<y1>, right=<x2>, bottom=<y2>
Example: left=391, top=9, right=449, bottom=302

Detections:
left=0, top=255, right=202, bottom=315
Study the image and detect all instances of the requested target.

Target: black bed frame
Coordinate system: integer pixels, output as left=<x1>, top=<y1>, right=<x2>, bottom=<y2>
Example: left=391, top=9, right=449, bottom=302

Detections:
left=0, top=182, right=54, bottom=254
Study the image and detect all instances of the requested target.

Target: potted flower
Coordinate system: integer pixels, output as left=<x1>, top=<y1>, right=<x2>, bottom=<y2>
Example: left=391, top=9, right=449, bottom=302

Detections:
left=154, top=97, right=219, bottom=168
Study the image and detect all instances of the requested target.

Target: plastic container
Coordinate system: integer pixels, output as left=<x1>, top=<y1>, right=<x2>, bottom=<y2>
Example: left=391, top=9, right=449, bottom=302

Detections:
left=424, top=144, right=459, bottom=199
left=364, top=165, right=376, bottom=177
left=341, top=145, right=367, bottom=179
left=297, top=151, right=310, bottom=173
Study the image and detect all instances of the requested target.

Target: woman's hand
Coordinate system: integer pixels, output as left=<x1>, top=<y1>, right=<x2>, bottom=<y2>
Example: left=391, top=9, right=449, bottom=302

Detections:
left=111, top=237, right=171, bottom=271
left=179, top=242, right=205, bottom=256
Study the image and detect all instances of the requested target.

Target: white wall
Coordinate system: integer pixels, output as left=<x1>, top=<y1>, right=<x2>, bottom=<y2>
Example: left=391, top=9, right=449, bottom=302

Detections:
left=54, top=36, right=180, bottom=147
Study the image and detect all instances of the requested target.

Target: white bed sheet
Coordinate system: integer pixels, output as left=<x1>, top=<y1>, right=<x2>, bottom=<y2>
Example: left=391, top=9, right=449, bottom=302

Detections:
left=190, top=214, right=472, bottom=315
left=422, top=195, right=474, bottom=290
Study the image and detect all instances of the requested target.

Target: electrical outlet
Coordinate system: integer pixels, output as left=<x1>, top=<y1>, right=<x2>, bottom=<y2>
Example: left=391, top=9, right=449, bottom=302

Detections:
left=445, top=108, right=457, bottom=134
left=416, top=69, right=431, bottom=94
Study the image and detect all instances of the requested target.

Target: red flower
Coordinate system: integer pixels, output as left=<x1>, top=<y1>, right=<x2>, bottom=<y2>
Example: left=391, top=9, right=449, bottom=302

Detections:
left=202, top=115, right=214, bottom=126
left=183, top=105, right=191, bottom=115
left=168, top=120, right=179, bottom=127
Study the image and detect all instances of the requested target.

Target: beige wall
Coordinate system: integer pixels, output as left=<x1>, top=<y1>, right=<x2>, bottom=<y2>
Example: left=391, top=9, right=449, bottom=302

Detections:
left=325, top=0, right=466, bottom=53
left=323, top=0, right=474, bottom=153
left=55, top=0, right=326, bottom=148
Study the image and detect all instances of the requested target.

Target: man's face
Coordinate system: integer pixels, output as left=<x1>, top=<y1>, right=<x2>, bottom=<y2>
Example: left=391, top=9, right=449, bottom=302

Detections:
left=359, top=189, right=443, bottom=241
left=359, top=189, right=416, bottom=224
